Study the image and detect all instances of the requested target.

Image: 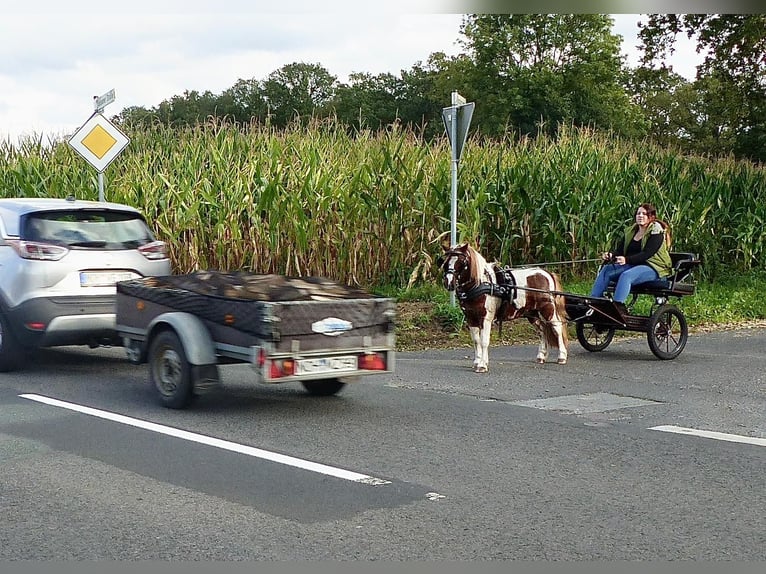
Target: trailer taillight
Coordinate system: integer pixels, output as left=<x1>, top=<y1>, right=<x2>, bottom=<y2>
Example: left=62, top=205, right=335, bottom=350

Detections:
left=269, top=358, right=296, bottom=379
left=358, top=352, right=386, bottom=371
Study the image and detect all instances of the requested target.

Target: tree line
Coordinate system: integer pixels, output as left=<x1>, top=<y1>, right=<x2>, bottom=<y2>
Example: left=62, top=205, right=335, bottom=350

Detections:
left=116, top=14, right=766, bottom=164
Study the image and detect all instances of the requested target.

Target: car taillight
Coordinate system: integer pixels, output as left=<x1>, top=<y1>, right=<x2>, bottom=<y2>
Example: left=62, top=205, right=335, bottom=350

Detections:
left=8, top=240, right=68, bottom=261
left=138, top=240, right=168, bottom=260
left=358, top=352, right=386, bottom=371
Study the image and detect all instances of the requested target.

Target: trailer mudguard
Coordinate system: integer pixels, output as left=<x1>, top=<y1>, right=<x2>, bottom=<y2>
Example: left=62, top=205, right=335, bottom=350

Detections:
left=147, top=312, right=218, bottom=366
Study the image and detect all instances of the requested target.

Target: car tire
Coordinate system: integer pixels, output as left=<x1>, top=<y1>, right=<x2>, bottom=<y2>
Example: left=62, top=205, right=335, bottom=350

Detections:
left=0, top=312, right=21, bottom=372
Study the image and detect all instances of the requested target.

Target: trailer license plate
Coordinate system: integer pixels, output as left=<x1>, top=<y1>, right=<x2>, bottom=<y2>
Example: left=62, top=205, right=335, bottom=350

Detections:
left=296, top=356, right=357, bottom=375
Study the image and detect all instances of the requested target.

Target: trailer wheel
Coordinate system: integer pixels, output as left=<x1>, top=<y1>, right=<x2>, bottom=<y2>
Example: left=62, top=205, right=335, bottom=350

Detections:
left=149, top=330, right=195, bottom=409
left=575, top=320, right=615, bottom=352
left=301, top=379, right=346, bottom=396
left=0, top=312, right=21, bottom=372
left=647, top=304, right=688, bottom=360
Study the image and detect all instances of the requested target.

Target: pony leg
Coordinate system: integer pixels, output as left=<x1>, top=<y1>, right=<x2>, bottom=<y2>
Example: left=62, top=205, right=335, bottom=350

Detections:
left=552, top=315, right=569, bottom=365
left=476, top=318, right=493, bottom=373
left=533, top=319, right=548, bottom=364
left=468, top=325, right=483, bottom=371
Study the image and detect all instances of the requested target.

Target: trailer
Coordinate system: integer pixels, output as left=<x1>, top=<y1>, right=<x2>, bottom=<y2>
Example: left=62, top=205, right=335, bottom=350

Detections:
left=115, top=271, right=396, bottom=408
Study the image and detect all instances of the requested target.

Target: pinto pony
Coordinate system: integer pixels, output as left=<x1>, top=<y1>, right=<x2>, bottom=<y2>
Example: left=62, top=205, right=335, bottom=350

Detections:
left=439, top=243, right=569, bottom=372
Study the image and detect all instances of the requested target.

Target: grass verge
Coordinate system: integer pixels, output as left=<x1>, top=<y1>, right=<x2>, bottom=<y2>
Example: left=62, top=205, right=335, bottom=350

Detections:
left=387, top=272, right=766, bottom=352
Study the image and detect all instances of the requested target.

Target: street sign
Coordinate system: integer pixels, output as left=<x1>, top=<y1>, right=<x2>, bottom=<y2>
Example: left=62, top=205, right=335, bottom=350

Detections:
left=442, top=102, right=474, bottom=162
left=94, top=89, right=115, bottom=112
left=68, top=112, right=130, bottom=173
left=451, top=91, right=466, bottom=106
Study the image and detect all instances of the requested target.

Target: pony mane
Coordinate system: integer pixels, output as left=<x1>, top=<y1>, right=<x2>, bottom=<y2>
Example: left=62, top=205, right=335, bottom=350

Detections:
left=466, top=244, right=488, bottom=283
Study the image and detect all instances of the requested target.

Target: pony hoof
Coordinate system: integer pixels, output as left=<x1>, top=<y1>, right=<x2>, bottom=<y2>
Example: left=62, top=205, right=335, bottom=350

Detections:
left=536, top=358, right=545, bottom=364
left=557, top=358, right=567, bottom=365
left=474, top=366, right=488, bottom=373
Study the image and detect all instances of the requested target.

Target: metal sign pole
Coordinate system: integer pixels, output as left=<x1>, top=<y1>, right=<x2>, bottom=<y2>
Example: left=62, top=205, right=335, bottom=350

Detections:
left=442, top=91, right=474, bottom=306
left=449, top=108, right=458, bottom=307
left=93, top=91, right=113, bottom=203
left=97, top=172, right=103, bottom=202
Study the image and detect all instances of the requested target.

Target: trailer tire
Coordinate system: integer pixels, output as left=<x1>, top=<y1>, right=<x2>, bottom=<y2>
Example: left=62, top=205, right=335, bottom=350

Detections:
left=149, top=330, right=195, bottom=409
left=301, top=379, right=346, bottom=396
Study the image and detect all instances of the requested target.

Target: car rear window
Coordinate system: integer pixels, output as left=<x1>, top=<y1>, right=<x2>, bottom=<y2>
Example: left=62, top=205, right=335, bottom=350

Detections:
left=21, top=210, right=157, bottom=249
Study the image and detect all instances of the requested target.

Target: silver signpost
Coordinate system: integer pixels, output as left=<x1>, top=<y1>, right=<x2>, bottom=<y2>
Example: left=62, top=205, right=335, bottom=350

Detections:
left=442, top=91, right=475, bottom=305
left=68, top=89, right=129, bottom=202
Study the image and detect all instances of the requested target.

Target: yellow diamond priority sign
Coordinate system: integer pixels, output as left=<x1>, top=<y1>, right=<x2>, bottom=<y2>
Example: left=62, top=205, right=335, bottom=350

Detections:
left=68, top=113, right=130, bottom=173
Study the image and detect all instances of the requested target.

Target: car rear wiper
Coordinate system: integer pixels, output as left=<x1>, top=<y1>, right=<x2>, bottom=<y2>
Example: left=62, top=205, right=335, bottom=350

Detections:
left=68, top=241, right=108, bottom=248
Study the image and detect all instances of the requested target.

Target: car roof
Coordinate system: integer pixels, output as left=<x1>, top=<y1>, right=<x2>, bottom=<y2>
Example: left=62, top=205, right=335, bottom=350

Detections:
left=0, top=197, right=144, bottom=237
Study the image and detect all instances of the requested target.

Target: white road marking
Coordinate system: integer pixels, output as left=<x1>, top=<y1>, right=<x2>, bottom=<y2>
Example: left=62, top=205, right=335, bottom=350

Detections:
left=650, top=425, right=766, bottom=447
left=20, top=394, right=391, bottom=485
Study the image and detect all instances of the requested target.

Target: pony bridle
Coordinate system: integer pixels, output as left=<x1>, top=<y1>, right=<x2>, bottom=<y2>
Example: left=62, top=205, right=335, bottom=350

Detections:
left=442, top=250, right=474, bottom=293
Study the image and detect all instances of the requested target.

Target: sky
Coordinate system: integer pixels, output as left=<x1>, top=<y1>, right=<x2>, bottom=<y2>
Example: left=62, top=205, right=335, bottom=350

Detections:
left=0, top=3, right=704, bottom=146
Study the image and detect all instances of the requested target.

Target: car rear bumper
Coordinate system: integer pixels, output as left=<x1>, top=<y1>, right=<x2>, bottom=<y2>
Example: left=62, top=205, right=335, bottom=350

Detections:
left=6, top=295, right=121, bottom=348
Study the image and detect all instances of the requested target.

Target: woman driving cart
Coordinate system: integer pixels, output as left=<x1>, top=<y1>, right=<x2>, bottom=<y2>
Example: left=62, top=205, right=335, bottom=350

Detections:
left=590, top=203, right=673, bottom=316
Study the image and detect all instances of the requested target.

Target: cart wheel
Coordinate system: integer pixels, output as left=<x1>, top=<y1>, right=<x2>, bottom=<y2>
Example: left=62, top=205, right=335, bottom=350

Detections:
left=575, top=320, right=615, bottom=352
left=0, top=312, right=22, bottom=372
left=301, top=379, right=346, bottom=396
left=647, top=304, right=688, bottom=360
left=149, top=330, right=195, bottom=409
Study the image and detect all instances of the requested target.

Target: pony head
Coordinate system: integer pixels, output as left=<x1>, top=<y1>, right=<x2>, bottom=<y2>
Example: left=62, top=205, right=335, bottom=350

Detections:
left=438, top=243, right=485, bottom=292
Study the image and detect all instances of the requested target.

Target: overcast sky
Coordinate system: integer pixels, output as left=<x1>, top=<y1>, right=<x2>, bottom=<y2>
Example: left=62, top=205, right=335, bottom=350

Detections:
left=0, top=4, right=702, bottom=145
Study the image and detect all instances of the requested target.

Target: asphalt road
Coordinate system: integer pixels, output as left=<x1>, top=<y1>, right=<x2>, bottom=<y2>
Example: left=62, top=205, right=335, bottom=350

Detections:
left=0, top=327, right=764, bottom=560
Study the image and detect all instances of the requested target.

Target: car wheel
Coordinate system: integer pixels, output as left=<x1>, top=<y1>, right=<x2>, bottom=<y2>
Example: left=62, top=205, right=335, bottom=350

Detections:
left=0, top=312, right=21, bottom=372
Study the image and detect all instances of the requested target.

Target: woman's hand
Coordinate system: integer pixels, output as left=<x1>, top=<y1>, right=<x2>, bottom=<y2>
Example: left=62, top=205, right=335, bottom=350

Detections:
left=602, top=252, right=626, bottom=265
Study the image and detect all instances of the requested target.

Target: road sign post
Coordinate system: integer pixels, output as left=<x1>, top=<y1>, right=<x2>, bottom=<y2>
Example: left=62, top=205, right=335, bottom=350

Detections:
left=442, top=91, right=475, bottom=305
left=68, top=90, right=127, bottom=202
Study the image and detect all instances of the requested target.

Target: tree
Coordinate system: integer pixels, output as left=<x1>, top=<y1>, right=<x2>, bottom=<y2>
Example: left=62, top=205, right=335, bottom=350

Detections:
left=221, top=78, right=269, bottom=125
left=261, top=62, right=337, bottom=128
left=625, top=67, right=693, bottom=149
left=115, top=105, right=156, bottom=129
left=331, top=72, right=403, bottom=132
left=458, top=14, right=645, bottom=138
left=638, top=14, right=766, bottom=161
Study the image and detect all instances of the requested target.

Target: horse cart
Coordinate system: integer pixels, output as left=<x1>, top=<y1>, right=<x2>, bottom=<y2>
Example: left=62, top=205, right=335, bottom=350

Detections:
left=115, top=271, right=396, bottom=408
left=563, top=252, right=702, bottom=360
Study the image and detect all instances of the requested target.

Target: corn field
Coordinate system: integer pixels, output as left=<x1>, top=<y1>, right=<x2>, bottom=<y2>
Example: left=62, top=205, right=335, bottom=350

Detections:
left=2, top=119, right=765, bottom=287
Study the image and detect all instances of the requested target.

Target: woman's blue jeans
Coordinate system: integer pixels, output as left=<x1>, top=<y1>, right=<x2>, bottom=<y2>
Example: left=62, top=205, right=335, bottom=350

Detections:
left=590, top=264, right=659, bottom=303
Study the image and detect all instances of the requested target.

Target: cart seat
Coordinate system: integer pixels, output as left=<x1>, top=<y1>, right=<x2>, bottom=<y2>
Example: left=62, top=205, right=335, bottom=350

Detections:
left=608, top=252, right=701, bottom=297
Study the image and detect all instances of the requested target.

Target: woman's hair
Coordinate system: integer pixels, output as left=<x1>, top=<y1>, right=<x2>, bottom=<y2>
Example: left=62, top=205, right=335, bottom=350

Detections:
left=638, top=203, right=657, bottom=219
left=639, top=203, right=671, bottom=248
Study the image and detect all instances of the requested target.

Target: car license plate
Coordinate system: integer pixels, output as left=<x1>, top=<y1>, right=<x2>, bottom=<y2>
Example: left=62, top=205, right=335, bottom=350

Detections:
left=296, top=356, right=357, bottom=375
left=80, top=271, right=138, bottom=287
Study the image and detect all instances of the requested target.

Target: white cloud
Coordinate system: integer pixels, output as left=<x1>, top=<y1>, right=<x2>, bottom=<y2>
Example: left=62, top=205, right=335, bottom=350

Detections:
left=1, top=7, right=465, bottom=144
left=1, top=11, right=706, bottom=146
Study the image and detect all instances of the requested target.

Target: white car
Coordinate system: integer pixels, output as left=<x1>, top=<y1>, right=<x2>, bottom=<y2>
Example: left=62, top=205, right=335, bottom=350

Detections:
left=0, top=196, right=171, bottom=371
